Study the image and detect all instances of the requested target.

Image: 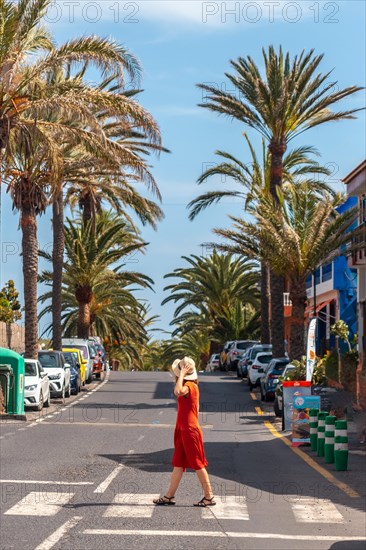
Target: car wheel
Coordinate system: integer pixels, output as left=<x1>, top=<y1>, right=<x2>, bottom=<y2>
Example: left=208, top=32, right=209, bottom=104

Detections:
left=61, top=384, right=65, bottom=401
left=44, top=393, right=50, bottom=408
left=260, top=387, right=264, bottom=401
left=65, top=383, right=71, bottom=398
left=236, top=368, right=241, bottom=378
left=95, top=372, right=101, bottom=379
left=86, top=372, right=92, bottom=384
left=274, top=399, right=281, bottom=417
left=36, top=391, right=44, bottom=411
left=248, top=379, right=253, bottom=391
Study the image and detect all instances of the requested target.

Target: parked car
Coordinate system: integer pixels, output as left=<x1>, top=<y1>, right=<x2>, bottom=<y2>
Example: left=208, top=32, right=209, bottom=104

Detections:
left=206, top=354, right=220, bottom=372
left=225, top=340, right=258, bottom=373
left=259, top=358, right=290, bottom=402
left=62, top=351, right=82, bottom=394
left=219, top=341, right=234, bottom=371
left=62, top=338, right=94, bottom=383
left=247, top=352, right=273, bottom=390
left=62, top=347, right=86, bottom=385
left=273, top=364, right=297, bottom=416
left=239, top=344, right=272, bottom=378
left=24, top=359, right=50, bottom=411
left=38, top=350, right=71, bottom=399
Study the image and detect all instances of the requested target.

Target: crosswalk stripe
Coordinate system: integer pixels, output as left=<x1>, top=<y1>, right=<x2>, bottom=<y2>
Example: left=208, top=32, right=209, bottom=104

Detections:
left=103, top=493, right=157, bottom=518
left=201, top=496, right=249, bottom=520
left=4, top=491, right=73, bottom=516
left=289, top=498, right=344, bottom=523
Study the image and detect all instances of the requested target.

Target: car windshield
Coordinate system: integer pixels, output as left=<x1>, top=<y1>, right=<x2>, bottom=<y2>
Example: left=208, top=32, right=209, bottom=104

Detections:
left=89, top=345, right=97, bottom=358
left=25, top=362, right=37, bottom=376
left=255, top=354, right=272, bottom=364
left=272, top=363, right=289, bottom=374
left=237, top=342, right=253, bottom=350
left=62, top=353, right=73, bottom=365
left=38, top=354, right=58, bottom=368
left=72, top=345, right=88, bottom=360
left=251, top=346, right=271, bottom=359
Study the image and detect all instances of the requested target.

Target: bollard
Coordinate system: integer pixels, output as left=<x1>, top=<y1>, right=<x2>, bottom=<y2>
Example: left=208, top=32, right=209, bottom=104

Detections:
left=334, top=420, right=348, bottom=471
left=317, top=411, right=327, bottom=457
left=324, top=415, right=336, bottom=463
left=309, top=408, right=319, bottom=451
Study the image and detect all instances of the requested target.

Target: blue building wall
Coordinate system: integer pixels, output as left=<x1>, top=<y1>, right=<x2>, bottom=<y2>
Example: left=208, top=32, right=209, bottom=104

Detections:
left=307, top=196, right=358, bottom=353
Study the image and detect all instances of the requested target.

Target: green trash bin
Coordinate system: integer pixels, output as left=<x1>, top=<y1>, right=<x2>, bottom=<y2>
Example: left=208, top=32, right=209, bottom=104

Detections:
left=0, top=348, right=25, bottom=417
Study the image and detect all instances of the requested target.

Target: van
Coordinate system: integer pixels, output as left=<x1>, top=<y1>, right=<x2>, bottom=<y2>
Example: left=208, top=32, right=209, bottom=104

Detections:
left=61, top=338, right=95, bottom=384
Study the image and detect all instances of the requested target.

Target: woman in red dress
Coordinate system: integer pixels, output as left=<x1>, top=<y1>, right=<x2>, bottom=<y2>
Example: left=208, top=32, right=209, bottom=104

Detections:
left=153, top=357, right=216, bottom=507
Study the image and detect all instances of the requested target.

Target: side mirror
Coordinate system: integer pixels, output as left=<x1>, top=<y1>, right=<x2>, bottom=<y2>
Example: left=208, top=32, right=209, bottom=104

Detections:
left=64, top=362, right=71, bottom=369
left=248, top=361, right=253, bottom=366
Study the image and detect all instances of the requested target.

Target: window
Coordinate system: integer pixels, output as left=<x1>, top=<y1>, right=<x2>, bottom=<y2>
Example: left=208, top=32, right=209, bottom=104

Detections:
left=315, top=268, right=321, bottom=285
left=360, top=195, right=366, bottom=225
left=322, top=263, right=333, bottom=282
left=306, top=274, right=312, bottom=289
left=25, top=362, right=37, bottom=376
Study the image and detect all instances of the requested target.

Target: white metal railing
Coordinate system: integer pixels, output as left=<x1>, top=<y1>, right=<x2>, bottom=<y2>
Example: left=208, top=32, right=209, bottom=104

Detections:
left=283, top=292, right=292, bottom=306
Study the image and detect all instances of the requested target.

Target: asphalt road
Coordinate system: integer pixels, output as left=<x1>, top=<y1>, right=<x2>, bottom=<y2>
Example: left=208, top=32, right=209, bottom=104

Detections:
left=0, top=370, right=365, bottom=550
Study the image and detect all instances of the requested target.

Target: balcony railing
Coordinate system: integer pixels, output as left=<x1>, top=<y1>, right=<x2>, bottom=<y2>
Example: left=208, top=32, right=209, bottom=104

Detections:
left=347, top=222, right=366, bottom=265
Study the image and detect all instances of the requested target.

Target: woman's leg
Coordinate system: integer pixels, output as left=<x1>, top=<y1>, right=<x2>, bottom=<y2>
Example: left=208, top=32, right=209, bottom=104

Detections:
left=195, top=467, right=214, bottom=499
left=165, top=467, right=184, bottom=497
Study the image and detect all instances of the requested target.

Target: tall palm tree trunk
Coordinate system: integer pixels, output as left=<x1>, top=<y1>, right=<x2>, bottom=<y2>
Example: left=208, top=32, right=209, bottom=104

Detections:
left=269, top=142, right=286, bottom=357
left=81, top=193, right=93, bottom=225
left=6, top=323, right=12, bottom=349
left=21, top=209, right=39, bottom=359
left=260, top=261, right=270, bottom=344
left=289, top=281, right=307, bottom=360
left=77, top=302, right=90, bottom=339
left=52, top=192, right=64, bottom=350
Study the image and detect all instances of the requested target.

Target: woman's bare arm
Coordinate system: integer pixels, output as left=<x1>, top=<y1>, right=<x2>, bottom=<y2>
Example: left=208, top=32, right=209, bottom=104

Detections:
left=174, top=366, right=190, bottom=396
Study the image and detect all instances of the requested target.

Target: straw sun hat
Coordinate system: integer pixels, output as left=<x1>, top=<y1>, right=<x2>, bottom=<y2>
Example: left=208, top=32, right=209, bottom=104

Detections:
left=171, top=356, right=197, bottom=381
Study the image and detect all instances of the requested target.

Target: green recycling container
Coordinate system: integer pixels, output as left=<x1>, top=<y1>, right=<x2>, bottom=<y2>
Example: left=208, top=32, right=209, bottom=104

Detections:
left=317, top=411, right=327, bottom=457
left=324, top=415, right=336, bottom=463
left=334, top=420, right=348, bottom=471
left=309, top=408, right=319, bottom=451
left=0, top=348, right=25, bottom=416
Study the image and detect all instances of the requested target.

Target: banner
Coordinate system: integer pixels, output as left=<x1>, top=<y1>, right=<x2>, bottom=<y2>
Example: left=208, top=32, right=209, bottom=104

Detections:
left=292, top=395, right=321, bottom=446
left=306, top=317, right=317, bottom=381
left=283, top=381, right=311, bottom=431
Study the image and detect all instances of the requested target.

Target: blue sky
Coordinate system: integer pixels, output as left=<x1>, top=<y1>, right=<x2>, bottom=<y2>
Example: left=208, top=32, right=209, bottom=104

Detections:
left=1, top=0, right=365, bottom=339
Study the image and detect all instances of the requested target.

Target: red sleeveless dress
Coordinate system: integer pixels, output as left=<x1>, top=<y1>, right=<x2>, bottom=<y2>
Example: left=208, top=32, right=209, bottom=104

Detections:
left=172, top=381, right=208, bottom=471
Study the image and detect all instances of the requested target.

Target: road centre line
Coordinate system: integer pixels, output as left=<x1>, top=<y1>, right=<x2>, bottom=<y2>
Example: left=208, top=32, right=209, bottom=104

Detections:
left=255, top=406, right=264, bottom=415
left=0, top=480, right=93, bottom=485
left=93, top=450, right=134, bottom=494
left=82, top=529, right=366, bottom=541
left=263, top=421, right=360, bottom=499
left=35, top=516, right=82, bottom=550
left=37, top=422, right=213, bottom=429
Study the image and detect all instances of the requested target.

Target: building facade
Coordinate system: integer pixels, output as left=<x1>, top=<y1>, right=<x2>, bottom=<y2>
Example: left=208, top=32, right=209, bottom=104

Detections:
left=343, top=160, right=366, bottom=367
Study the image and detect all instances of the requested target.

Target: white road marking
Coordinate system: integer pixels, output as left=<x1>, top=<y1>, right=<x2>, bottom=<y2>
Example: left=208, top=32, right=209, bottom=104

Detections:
left=35, top=515, right=82, bottom=550
left=158, top=411, right=163, bottom=415
left=201, top=496, right=249, bottom=520
left=290, top=498, right=344, bottom=523
left=82, top=530, right=366, bottom=541
left=137, top=435, right=144, bottom=441
left=93, top=450, right=134, bottom=494
left=0, top=480, right=93, bottom=485
left=103, top=493, right=156, bottom=518
left=4, top=491, right=73, bottom=516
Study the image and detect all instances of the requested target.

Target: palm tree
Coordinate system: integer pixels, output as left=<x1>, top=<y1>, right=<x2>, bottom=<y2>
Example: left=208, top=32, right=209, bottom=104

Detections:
left=49, top=73, right=165, bottom=351
left=39, top=211, right=153, bottom=339
left=215, top=184, right=356, bottom=360
left=188, top=135, right=333, bottom=345
left=198, top=46, right=363, bottom=357
left=0, top=0, right=159, bottom=357
left=163, top=251, right=260, bottom=354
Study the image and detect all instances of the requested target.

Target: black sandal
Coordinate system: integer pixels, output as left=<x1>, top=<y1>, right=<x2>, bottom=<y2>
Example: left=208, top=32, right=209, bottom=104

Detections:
left=194, top=496, right=216, bottom=507
left=153, top=495, right=176, bottom=506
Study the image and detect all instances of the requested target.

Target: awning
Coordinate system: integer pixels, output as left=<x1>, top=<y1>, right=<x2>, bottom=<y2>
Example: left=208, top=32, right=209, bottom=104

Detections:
left=305, top=299, right=334, bottom=317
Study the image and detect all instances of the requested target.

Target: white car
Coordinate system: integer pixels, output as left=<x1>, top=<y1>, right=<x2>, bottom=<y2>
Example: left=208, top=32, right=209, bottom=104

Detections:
left=24, top=359, right=50, bottom=411
left=38, top=350, right=71, bottom=399
left=247, top=352, right=273, bottom=390
left=206, top=354, right=220, bottom=372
